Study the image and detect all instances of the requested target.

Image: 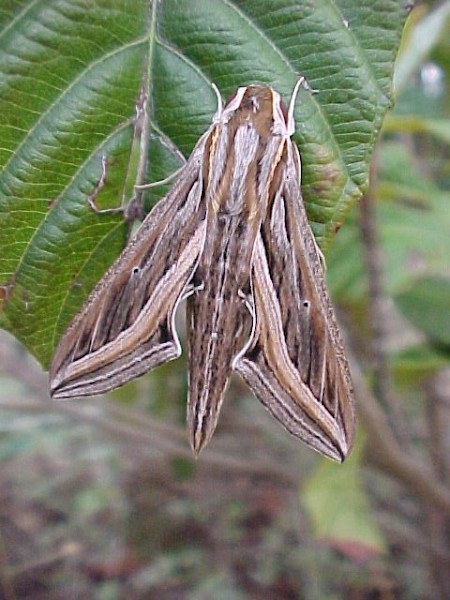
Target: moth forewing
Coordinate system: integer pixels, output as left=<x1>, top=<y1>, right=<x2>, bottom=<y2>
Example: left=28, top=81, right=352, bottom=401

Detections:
left=234, top=140, right=355, bottom=461
left=285, top=143, right=355, bottom=456
left=49, top=133, right=210, bottom=399
left=235, top=234, right=352, bottom=462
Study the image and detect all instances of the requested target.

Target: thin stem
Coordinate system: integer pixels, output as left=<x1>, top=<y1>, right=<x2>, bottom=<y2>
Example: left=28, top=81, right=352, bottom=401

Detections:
left=359, top=151, right=410, bottom=445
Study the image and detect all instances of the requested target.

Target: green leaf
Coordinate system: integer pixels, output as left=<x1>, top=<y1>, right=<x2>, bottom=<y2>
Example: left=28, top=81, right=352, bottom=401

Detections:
left=392, top=344, right=450, bottom=387
left=303, top=434, right=386, bottom=552
left=0, top=0, right=409, bottom=367
left=383, top=115, right=450, bottom=144
left=378, top=141, right=443, bottom=201
left=394, top=277, right=450, bottom=347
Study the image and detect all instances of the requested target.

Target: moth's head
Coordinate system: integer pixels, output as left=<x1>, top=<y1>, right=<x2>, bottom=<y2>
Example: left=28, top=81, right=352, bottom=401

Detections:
left=223, top=85, right=289, bottom=138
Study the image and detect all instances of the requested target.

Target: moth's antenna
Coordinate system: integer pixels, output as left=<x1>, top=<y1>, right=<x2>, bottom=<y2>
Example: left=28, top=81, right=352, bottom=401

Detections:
left=287, top=76, right=305, bottom=136
left=211, top=83, right=223, bottom=119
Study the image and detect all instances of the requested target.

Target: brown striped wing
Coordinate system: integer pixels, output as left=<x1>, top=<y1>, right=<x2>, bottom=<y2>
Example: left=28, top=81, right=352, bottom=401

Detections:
left=234, top=143, right=355, bottom=461
left=50, top=137, right=208, bottom=399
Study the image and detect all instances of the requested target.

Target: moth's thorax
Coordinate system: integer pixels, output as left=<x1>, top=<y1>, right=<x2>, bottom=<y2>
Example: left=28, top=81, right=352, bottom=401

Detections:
left=224, top=85, right=289, bottom=139
left=232, top=86, right=275, bottom=140
left=206, top=85, right=289, bottom=217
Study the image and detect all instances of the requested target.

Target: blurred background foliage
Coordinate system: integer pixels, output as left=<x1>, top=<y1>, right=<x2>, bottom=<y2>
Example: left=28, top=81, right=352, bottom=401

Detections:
left=1, top=1, right=450, bottom=599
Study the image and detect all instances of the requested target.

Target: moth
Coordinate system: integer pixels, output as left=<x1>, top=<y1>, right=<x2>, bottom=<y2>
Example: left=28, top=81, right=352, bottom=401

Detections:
left=50, top=81, right=355, bottom=462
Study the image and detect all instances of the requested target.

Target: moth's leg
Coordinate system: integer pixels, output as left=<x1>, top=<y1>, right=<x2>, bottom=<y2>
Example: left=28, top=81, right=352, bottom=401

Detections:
left=135, top=169, right=183, bottom=191
left=87, top=101, right=188, bottom=225
left=87, top=80, right=185, bottom=223
left=87, top=84, right=149, bottom=219
left=86, top=156, right=186, bottom=217
left=238, top=287, right=255, bottom=318
left=86, top=154, right=117, bottom=214
left=181, top=279, right=204, bottom=300
left=312, top=234, right=327, bottom=271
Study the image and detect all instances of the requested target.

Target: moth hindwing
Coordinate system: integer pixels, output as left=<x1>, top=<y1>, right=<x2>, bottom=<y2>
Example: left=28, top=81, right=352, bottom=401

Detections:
left=50, top=82, right=355, bottom=462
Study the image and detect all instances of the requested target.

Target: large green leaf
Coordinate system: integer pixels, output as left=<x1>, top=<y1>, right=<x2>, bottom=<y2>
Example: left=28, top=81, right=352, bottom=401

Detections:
left=303, top=434, right=386, bottom=552
left=0, top=0, right=408, bottom=367
left=395, top=277, right=450, bottom=347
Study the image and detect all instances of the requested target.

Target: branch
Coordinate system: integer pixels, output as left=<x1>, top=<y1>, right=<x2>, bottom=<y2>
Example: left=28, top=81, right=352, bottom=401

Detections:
left=359, top=153, right=410, bottom=445
left=350, top=354, right=450, bottom=514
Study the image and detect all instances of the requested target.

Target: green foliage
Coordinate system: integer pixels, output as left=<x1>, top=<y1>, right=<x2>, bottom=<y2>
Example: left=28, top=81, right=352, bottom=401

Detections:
left=327, top=2, right=450, bottom=390
left=392, top=344, right=450, bottom=387
left=395, top=278, right=450, bottom=346
left=303, top=434, right=386, bottom=553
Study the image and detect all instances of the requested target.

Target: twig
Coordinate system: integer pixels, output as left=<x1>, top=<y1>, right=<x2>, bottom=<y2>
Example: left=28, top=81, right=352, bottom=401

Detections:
left=0, top=528, right=17, bottom=600
left=423, top=370, right=450, bottom=598
left=350, top=352, right=450, bottom=514
left=359, top=151, right=410, bottom=444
